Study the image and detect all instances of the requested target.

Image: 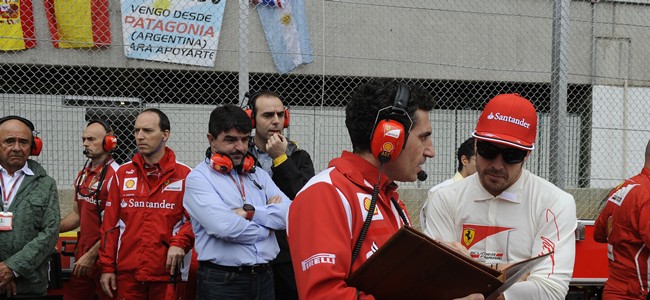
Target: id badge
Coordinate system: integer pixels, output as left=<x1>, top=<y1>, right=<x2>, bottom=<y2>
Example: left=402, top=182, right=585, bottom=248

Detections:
left=0, top=212, right=13, bottom=231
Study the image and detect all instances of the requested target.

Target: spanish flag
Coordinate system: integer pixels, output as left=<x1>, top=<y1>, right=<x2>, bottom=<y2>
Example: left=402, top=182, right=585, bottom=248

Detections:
left=0, top=0, right=36, bottom=51
left=45, top=0, right=111, bottom=48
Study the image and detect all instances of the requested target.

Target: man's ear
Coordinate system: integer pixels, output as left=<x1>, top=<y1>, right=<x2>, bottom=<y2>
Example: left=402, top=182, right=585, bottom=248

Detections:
left=461, top=155, right=469, bottom=166
left=162, top=129, right=171, bottom=142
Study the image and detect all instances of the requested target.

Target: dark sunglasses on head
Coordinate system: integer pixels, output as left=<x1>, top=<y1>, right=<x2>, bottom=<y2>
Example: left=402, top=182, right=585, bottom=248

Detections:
left=476, top=140, right=528, bottom=164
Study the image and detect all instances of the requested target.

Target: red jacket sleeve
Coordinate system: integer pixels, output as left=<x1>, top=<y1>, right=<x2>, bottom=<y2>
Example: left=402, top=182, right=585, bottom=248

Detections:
left=170, top=210, right=195, bottom=253
left=634, top=186, right=650, bottom=247
left=594, top=187, right=618, bottom=243
left=287, top=182, right=375, bottom=300
left=98, top=173, right=121, bottom=274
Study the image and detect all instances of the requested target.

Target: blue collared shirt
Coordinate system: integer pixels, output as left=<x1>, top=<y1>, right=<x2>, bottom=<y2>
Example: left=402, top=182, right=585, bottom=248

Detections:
left=183, top=160, right=291, bottom=266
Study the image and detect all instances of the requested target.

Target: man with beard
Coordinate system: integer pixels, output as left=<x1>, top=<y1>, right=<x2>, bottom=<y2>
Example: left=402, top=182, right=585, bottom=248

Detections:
left=246, top=90, right=315, bottom=300
left=423, top=94, right=577, bottom=300
left=184, top=104, right=291, bottom=300
left=60, top=119, right=119, bottom=300
left=98, top=109, right=194, bottom=300
left=0, top=116, right=59, bottom=298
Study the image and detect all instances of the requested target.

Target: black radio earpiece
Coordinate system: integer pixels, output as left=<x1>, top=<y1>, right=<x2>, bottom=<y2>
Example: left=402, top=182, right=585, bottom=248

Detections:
left=369, top=83, right=413, bottom=163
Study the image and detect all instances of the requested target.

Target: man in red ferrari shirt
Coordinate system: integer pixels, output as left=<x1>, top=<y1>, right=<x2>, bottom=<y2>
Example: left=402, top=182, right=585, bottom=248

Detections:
left=60, top=119, right=119, bottom=300
left=594, top=140, right=650, bottom=299
left=286, top=79, right=483, bottom=300
left=98, top=109, right=193, bottom=300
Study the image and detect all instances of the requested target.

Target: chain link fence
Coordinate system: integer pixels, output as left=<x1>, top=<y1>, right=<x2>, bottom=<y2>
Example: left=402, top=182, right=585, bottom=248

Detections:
left=2, top=0, right=650, bottom=225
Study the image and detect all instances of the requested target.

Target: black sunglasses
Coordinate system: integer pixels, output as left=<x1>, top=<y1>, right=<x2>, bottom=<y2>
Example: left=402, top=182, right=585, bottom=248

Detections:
left=476, top=140, right=528, bottom=164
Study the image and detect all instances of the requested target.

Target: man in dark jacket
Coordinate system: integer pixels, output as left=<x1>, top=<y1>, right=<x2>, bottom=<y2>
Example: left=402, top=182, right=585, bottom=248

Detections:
left=0, top=116, right=60, bottom=298
left=247, top=90, right=315, bottom=300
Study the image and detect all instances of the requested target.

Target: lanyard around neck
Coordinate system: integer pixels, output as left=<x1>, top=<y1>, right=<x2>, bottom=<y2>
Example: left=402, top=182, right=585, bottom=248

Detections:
left=0, top=172, right=24, bottom=212
left=228, top=173, right=246, bottom=203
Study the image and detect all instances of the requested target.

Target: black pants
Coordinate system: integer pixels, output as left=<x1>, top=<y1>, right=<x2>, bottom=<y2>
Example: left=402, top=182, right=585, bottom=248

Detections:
left=272, top=262, right=298, bottom=300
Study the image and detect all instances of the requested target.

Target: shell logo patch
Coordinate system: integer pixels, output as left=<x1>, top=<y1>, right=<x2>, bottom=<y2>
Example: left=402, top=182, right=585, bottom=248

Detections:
left=363, top=197, right=379, bottom=215
left=382, top=142, right=394, bottom=152
left=357, top=193, right=383, bottom=221
left=123, top=178, right=138, bottom=191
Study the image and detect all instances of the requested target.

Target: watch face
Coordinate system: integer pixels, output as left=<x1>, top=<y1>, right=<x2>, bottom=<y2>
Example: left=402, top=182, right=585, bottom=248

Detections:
left=243, top=204, right=255, bottom=211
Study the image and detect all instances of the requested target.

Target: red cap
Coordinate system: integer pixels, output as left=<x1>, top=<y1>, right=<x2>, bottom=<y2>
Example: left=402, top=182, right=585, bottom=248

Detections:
left=472, top=94, right=537, bottom=150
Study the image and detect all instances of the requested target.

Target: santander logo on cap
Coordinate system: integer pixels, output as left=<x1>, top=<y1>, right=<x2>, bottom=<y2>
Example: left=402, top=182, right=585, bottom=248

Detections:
left=486, top=112, right=531, bottom=129
left=473, top=93, right=538, bottom=150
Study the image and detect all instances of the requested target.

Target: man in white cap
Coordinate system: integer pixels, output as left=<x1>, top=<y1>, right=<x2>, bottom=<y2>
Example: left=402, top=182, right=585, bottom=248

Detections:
left=423, top=94, right=577, bottom=300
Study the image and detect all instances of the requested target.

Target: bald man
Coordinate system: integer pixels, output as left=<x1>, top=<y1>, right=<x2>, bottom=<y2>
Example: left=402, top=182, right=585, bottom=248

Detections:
left=60, top=120, right=119, bottom=300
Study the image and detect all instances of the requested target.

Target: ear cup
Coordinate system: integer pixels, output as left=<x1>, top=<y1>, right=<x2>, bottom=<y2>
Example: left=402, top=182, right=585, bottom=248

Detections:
left=103, top=135, right=118, bottom=152
left=244, top=107, right=255, bottom=127
left=369, top=83, right=412, bottom=163
left=239, top=153, right=257, bottom=174
left=370, top=119, right=406, bottom=163
left=31, top=136, right=43, bottom=156
left=283, top=108, right=290, bottom=128
left=210, top=153, right=234, bottom=174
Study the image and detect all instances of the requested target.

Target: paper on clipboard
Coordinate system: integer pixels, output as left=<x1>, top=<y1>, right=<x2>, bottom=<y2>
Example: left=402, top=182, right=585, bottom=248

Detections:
left=347, top=226, right=552, bottom=300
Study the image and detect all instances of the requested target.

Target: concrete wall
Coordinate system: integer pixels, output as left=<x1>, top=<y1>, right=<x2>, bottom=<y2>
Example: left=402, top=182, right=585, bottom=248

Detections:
left=591, top=85, right=650, bottom=187
left=7, top=0, right=650, bottom=85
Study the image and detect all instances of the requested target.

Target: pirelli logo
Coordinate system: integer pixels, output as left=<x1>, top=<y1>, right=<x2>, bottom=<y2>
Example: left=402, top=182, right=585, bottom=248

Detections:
left=301, top=253, right=336, bottom=271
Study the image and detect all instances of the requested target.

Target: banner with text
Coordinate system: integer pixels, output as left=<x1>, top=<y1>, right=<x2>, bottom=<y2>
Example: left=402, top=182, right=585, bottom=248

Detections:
left=120, top=0, right=225, bottom=67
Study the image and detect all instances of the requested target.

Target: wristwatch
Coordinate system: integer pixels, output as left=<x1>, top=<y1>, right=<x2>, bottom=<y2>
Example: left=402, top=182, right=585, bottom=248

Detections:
left=243, top=204, right=255, bottom=221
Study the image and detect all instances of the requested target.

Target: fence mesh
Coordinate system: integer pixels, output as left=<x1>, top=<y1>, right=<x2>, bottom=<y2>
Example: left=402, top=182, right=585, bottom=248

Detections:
left=2, top=0, right=650, bottom=225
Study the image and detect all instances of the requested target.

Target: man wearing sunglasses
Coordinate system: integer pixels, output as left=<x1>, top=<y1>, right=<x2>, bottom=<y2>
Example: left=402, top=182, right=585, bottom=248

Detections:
left=423, top=94, right=577, bottom=300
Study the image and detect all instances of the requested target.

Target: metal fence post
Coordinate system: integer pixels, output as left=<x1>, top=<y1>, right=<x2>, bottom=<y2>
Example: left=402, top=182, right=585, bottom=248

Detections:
left=239, top=0, right=250, bottom=105
left=550, top=0, right=571, bottom=189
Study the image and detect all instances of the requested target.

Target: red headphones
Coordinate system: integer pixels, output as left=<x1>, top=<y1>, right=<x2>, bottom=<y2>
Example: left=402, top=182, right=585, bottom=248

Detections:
left=207, top=147, right=257, bottom=174
left=0, top=115, right=43, bottom=156
left=88, top=119, right=118, bottom=152
left=369, top=83, right=413, bottom=163
left=243, top=91, right=290, bottom=128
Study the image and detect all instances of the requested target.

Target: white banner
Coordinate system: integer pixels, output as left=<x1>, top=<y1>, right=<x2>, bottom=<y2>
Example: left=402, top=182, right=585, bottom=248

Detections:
left=121, top=0, right=226, bottom=67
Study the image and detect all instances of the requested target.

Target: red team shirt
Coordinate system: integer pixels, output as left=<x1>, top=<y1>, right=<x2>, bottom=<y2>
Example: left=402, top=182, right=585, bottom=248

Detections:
left=595, top=168, right=650, bottom=299
left=98, top=148, right=194, bottom=282
left=74, top=159, right=119, bottom=257
left=287, top=151, right=410, bottom=300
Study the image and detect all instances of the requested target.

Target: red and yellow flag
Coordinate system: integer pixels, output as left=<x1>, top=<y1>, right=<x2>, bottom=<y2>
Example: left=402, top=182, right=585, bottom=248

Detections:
left=0, top=0, right=36, bottom=51
left=45, top=0, right=111, bottom=48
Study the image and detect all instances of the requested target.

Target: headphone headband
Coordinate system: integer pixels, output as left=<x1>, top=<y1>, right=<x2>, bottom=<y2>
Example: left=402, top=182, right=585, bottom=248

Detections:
left=0, top=115, right=35, bottom=131
left=389, top=83, right=413, bottom=131
left=87, top=119, right=112, bottom=132
left=393, top=84, right=410, bottom=113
